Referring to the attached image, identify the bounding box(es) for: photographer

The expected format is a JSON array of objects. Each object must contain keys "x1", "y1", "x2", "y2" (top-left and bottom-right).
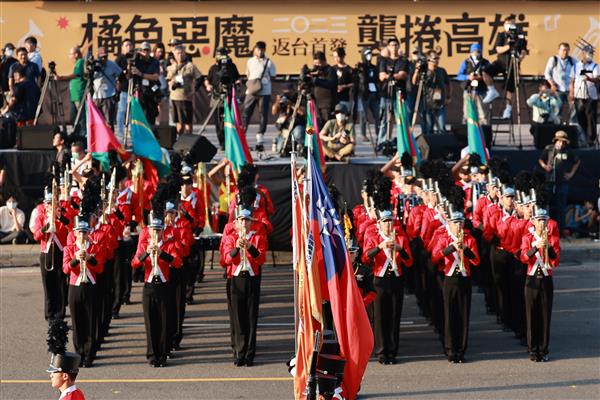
[
  {"x1": 91, "y1": 46, "x2": 122, "y2": 129},
  {"x1": 412, "y1": 50, "x2": 450, "y2": 135},
  {"x1": 115, "y1": 39, "x2": 135, "y2": 140},
  {"x1": 355, "y1": 47, "x2": 379, "y2": 143},
  {"x1": 243, "y1": 41, "x2": 276, "y2": 150},
  {"x1": 205, "y1": 46, "x2": 240, "y2": 149},
  {"x1": 573, "y1": 45, "x2": 599, "y2": 147},
  {"x1": 377, "y1": 37, "x2": 408, "y2": 145},
  {"x1": 544, "y1": 43, "x2": 576, "y2": 123},
  {"x1": 55, "y1": 46, "x2": 85, "y2": 134},
  {"x1": 319, "y1": 103, "x2": 355, "y2": 161},
  {"x1": 308, "y1": 51, "x2": 337, "y2": 126},
  {"x1": 166, "y1": 45, "x2": 202, "y2": 135},
  {"x1": 1, "y1": 64, "x2": 40, "y2": 126},
  {"x1": 457, "y1": 43, "x2": 491, "y2": 125},
  {"x1": 526, "y1": 81, "x2": 561, "y2": 125},
  {"x1": 333, "y1": 47, "x2": 354, "y2": 112},
  {"x1": 272, "y1": 83, "x2": 306, "y2": 154},
  {"x1": 132, "y1": 42, "x2": 161, "y2": 125},
  {"x1": 483, "y1": 15, "x2": 528, "y2": 119}
]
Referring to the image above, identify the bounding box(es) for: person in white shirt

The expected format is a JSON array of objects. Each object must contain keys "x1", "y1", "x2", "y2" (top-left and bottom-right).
[
  {"x1": 573, "y1": 46, "x2": 599, "y2": 147},
  {"x1": 544, "y1": 43, "x2": 575, "y2": 123},
  {"x1": 0, "y1": 195, "x2": 28, "y2": 244},
  {"x1": 242, "y1": 41, "x2": 276, "y2": 150},
  {"x1": 526, "y1": 81, "x2": 562, "y2": 125},
  {"x1": 24, "y1": 36, "x2": 43, "y2": 74}
]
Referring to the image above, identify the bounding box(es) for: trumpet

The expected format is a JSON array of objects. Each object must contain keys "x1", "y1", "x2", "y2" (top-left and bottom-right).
[
  {"x1": 225, "y1": 162, "x2": 231, "y2": 207},
  {"x1": 132, "y1": 159, "x2": 145, "y2": 228},
  {"x1": 239, "y1": 221, "x2": 248, "y2": 268},
  {"x1": 149, "y1": 226, "x2": 160, "y2": 279},
  {"x1": 390, "y1": 227, "x2": 398, "y2": 272},
  {"x1": 343, "y1": 202, "x2": 353, "y2": 249},
  {"x1": 100, "y1": 173, "x2": 107, "y2": 224},
  {"x1": 457, "y1": 227, "x2": 465, "y2": 274},
  {"x1": 60, "y1": 169, "x2": 70, "y2": 202},
  {"x1": 542, "y1": 224, "x2": 549, "y2": 268},
  {"x1": 47, "y1": 179, "x2": 58, "y2": 234},
  {"x1": 196, "y1": 162, "x2": 213, "y2": 234},
  {"x1": 106, "y1": 168, "x2": 116, "y2": 221},
  {"x1": 78, "y1": 236, "x2": 89, "y2": 284}
]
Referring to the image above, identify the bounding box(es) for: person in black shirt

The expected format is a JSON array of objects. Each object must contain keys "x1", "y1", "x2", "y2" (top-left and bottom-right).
[
  {"x1": 356, "y1": 47, "x2": 380, "y2": 143},
  {"x1": 115, "y1": 39, "x2": 135, "y2": 141},
  {"x1": 483, "y1": 15, "x2": 528, "y2": 119},
  {"x1": 377, "y1": 38, "x2": 408, "y2": 145},
  {"x1": 1, "y1": 64, "x2": 40, "y2": 125},
  {"x1": 333, "y1": 47, "x2": 354, "y2": 111},
  {"x1": 8, "y1": 47, "x2": 40, "y2": 92},
  {"x1": 538, "y1": 130, "x2": 580, "y2": 233},
  {"x1": 0, "y1": 43, "x2": 17, "y2": 106},
  {"x1": 310, "y1": 51, "x2": 337, "y2": 127},
  {"x1": 412, "y1": 50, "x2": 451, "y2": 135},
  {"x1": 204, "y1": 47, "x2": 240, "y2": 149},
  {"x1": 132, "y1": 42, "x2": 161, "y2": 125}
]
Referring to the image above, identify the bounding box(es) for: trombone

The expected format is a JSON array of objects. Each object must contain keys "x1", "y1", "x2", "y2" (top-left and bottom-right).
[
  {"x1": 78, "y1": 234, "x2": 89, "y2": 284},
  {"x1": 196, "y1": 162, "x2": 214, "y2": 234},
  {"x1": 149, "y1": 223, "x2": 161, "y2": 280},
  {"x1": 44, "y1": 179, "x2": 58, "y2": 272}
]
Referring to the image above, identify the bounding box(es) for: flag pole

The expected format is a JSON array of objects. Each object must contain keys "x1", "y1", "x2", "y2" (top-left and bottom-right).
[{"x1": 291, "y1": 147, "x2": 298, "y2": 353}]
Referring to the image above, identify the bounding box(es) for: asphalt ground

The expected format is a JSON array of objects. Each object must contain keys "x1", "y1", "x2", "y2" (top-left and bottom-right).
[{"x1": 0, "y1": 253, "x2": 599, "y2": 400}]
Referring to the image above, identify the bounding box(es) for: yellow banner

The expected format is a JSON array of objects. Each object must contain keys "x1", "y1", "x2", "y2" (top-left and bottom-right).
[{"x1": 1, "y1": 1, "x2": 598, "y2": 75}]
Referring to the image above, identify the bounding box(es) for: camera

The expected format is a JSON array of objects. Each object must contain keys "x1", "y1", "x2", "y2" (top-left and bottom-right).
[
  {"x1": 171, "y1": 81, "x2": 183, "y2": 91},
  {"x1": 580, "y1": 69, "x2": 592, "y2": 76},
  {"x1": 506, "y1": 26, "x2": 527, "y2": 54},
  {"x1": 298, "y1": 64, "x2": 315, "y2": 92},
  {"x1": 48, "y1": 61, "x2": 57, "y2": 74}
]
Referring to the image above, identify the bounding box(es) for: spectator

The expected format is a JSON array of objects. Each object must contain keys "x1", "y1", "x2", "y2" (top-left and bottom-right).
[
  {"x1": 243, "y1": 41, "x2": 276, "y2": 150},
  {"x1": 413, "y1": 50, "x2": 450, "y2": 134},
  {"x1": 8, "y1": 47, "x2": 40, "y2": 91},
  {"x1": 1, "y1": 64, "x2": 40, "y2": 125},
  {"x1": 56, "y1": 46, "x2": 85, "y2": 135},
  {"x1": 377, "y1": 38, "x2": 408, "y2": 145},
  {"x1": 311, "y1": 51, "x2": 338, "y2": 127},
  {"x1": 526, "y1": 81, "x2": 562, "y2": 125},
  {"x1": 52, "y1": 129, "x2": 69, "y2": 164},
  {"x1": 24, "y1": 36, "x2": 42, "y2": 73},
  {"x1": 70, "y1": 141, "x2": 89, "y2": 178},
  {"x1": 573, "y1": 45, "x2": 599, "y2": 147},
  {"x1": 0, "y1": 43, "x2": 17, "y2": 105},
  {"x1": 115, "y1": 39, "x2": 135, "y2": 142},
  {"x1": 355, "y1": 47, "x2": 379, "y2": 143},
  {"x1": 0, "y1": 195, "x2": 28, "y2": 244},
  {"x1": 319, "y1": 103, "x2": 355, "y2": 161},
  {"x1": 153, "y1": 42, "x2": 169, "y2": 122},
  {"x1": 565, "y1": 200, "x2": 597, "y2": 238},
  {"x1": 457, "y1": 43, "x2": 491, "y2": 125},
  {"x1": 92, "y1": 46, "x2": 122, "y2": 129},
  {"x1": 333, "y1": 47, "x2": 354, "y2": 113},
  {"x1": 538, "y1": 130, "x2": 581, "y2": 232},
  {"x1": 544, "y1": 43, "x2": 576, "y2": 123},
  {"x1": 133, "y1": 41, "x2": 161, "y2": 126},
  {"x1": 166, "y1": 45, "x2": 202, "y2": 135}
]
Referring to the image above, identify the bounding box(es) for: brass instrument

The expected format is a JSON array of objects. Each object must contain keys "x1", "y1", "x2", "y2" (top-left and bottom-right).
[
  {"x1": 457, "y1": 227, "x2": 465, "y2": 274},
  {"x1": 239, "y1": 219, "x2": 248, "y2": 268},
  {"x1": 390, "y1": 227, "x2": 398, "y2": 272},
  {"x1": 343, "y1": 202, "x2": 352, "y2": 248},
  {"x1": 132, "y1": 159, "x2": 145, "y2": 228},
  {"x1": 105, "y1": 168, "x2": 116, "y2": 224},
  {"x1": 100, "y1": 173, "x2": 107, "y2": 224},
  {"x1": 60, "y1": 169, "x2": 70, "y2": 202},
  {"x1": 197, "y1": 162, "x2": 214, "y2": 234},
  {"x1": 149, "y1": 224, "x2": 160, "y2": 279},
  {"x1": 47, "y1": 179, "x2": 58, "y2": 234},
  {"x1": 225, "y1": 162, "x2": 231, "y2": 207},
  {"x1": 542, "y1": 224, "x2": 549, "y2": 269},
  {"x1": 78, "y1": 235, "x2": 89, "y2": 284}
]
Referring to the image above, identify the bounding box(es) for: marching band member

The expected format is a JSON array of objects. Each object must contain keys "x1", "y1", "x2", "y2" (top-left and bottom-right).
[
  {"x1": 520, "y1": 205, "x2": 560, "y2": 362},
  {"x1": 132, "y1": 210, "x2": 182, "y2": 367},
  {"x1": 220, "y1": 207, "x2": 268, "y2": 367}
]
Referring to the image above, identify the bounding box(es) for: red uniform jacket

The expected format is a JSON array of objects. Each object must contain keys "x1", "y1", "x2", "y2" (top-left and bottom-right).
[
  {"x1": 406, "y1": 204, "x2": 427, "y2": 240},
  {"x1": 132, "y1": 227, "x2": 182, "y2": 282},
  {"x1": 220, "y1": 221, "x2": 268, "y2": 278},
  {"x1": 32, "y1": 203, "x2": 70, "y2": 253},
  {"x1": 59, "y1": 199, "x2": 79, "y2": 224},
  {"x1": 181, "y1": 189, "x2": 206, "y2": 229},
  {"x1": 257, "y1": 184, "x2": 275, "y2": 217},
  {"x1": 482, "y1": 202, "x2": 501, "y2": 242},
  {"x1": 490, "y1": 207, "x2": 518, "y2": 251},
  {"x1": 60, "y1": 387, "x2": 86, "y2": 400},
  {"x1": 473, "y1": 195, "x2": 493, "y2": 231},
  {"x1": 420, "y1": 206, "x2": 443, "y2": 251},
  {"x1": 116, "y1": 187, "x2": 142, "y2": 227},
  {"x1": 431, "y1": 229, "x2": 480, "y2": 276},
  {"x1": 519, "y1": 226, "x2": 560, "y2": 276},
  {"x1": 170, "y1": 216, "x2": 194, "y2": 257},
  {"x1": 455, "y1": 179, "x2": 474, "y2": 219},
  {"x1": 362, "y1": 227, "x2": 413, "y2": 277},
  {"x1": 62, "y1": 239, "x2": 105, "y2": 285}
]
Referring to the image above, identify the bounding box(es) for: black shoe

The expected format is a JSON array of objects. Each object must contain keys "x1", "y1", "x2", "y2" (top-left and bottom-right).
[
  {"x1": 255, "y1": 144, "x2": 264, "y2": 152},
  {"x1": 79, "y1": 357, "x2": 86, "y2": 367},
  {"x1": 541, "y1": 354, "x2": 549, "y2": 362},
  {"x1": 186, "y1": 297, "x2": 194, "y2": 305},
  {"x1": 173, "y1": 343, "x2": 182, "y2": 351},
  {"x1": 378, "y1": 356, "x2": 386, "y2": 364},
  {"x1": 458, "y1": 355, "x2": 466, "y2": 363},
  {"x1": 234, "y1": 358, "x2": 246, "y2": 367},
  {"x1": 245, "y1": 359, "x2": 254, "y2": 367},
  {"x1": 448, "y1": 355, "x2": 455, "y2": 363},
  {"x1": 529, "y1": 353, "x2": 537, "y2": 362},
  {"x1": 386, "y1": 357, "x2": 397, "y2": 365},
  {"x1": 159, "y1": 358, "x2": 168, "y2": 367},
  {"x1": 84, "y1": 360, "x2": 93, "y2": 368},
  {"x1": 112, "y1": 312, "x2": 120, "y2": 319}
]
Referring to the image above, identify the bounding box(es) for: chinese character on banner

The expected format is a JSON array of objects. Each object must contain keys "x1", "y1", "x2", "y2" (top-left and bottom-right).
[
  {"x1": 170, "y1": 17, "x2": 210, "y2": 58},
  {"x1": 487, "y1": 13, "x2": 529, "y2": 56},
  {"x1": 124, "y1": 15, "x2": 163, "y2": 48},
  {"x1": 357, "y1": 14, "x2": 397, "y2": 48},
  {"x1": 292, "y1": 38, "x2": 309, "y2": 56},
  {"x1": 328, "y1": 38, "x2": 347, "y2": 52},
  {"x1": 214, "y1": 15, "x2": 254, "y2": 57},
  {"x1": 97, "y1": 15, "x2": 123, "y2": 56},
  {"x1": 444, "y1": 12, "x2": 485, "y2": 57},
  {"x1": 398, "y1": 15, "x2": 414, "y2": 55},
  {"x1": 79, "y1": 14, "x2": 97, "y2": 49},
  {"x1": 311, "y1": 37, "x2": 327, "y2": 55},
  {"x1": 412, "y1": 15, "x2": 442, "y2": 52},
  {"x1": 272, "y1": 38, "x2": 291, "y2": 56}
]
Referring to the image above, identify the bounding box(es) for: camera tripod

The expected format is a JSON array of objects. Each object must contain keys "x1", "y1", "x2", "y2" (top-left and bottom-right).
[
  {"x1": 279, "y1": 87, "x2": 308, "y2": 158},
  {"x1": 33, "y1": 64, "x2": 66, "y2": 131},
  {"x1": 503, "y1": 51, "x2": 524, "y2": 149}
]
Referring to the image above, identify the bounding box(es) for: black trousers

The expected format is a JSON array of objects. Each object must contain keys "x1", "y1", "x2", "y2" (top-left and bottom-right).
[
  {"x1": 112, "y1": 241, "x2": 132, "y2": 314},
  {"x1": 39, "y1": 250, "x2": 66, "y2": 320},
  {"x1": 479, "y1": 239, "x2": 496, "y2": 312},
  {"x1": 510, "y1": 262, "x2": 527, "y2": 337},
  {"x1": 373, "y1": 274, "x2": 404, "y2": 358},
  {"x1": 443, "y1": 275, "x2": 472, "y2": 358},
  {"x1": 525, "y1": 276, "x2": 553, "y2": 355},
  {"x1": 143, "y1": 281, "x2": 169, "y2": 362},
  {"x1": 185, "y1": 244, "x2": 204, "y2": 302},
  {"x1": 575, "y1": 99, "x2": 598, "y2": 144},
  {"x1": 101, "y1": 258, "x2": 114, "y2": 337},
  {"x1": 171, "y1": 267, "x2": 186, "y2": 348},
  {"x1": 410, "y1": 238, "x2": 426, "y2": 315},
  {"x1": 228, "y1": 273, "x2": 261, "y2": 361},
  {"x1": 426, "y1": 259, "x2": 444, "y2": 333},
  {"x1": 69, "y1": 283, "x2": 98, "y2": 361},
  {"x1": 491, "y1": 248, "x2": 513, "y2": 327}
]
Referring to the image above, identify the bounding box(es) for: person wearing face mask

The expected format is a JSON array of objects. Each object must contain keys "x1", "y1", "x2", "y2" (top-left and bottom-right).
[
  {"x1": 483, "y1": 16, "x2": 528, "y2": 119},
  {"x1": 527, "y1": 80, "x2": 562, "y2": 126},
  {"x1": 91, "y1": 46, "x2": 122, "y2": 129},
  {"x1": 457, "y1": 43, "x2": 491, "y2": 126},
  {"x1": 0, "y1": 195, "x2": 28, "y2": 244},
  {"x1": 573, "y1": 46, "x2": 599, "y2": 147},
  {"x1": 0, "y1": 43, "x2": 17, "y2": 105},
  {"x1": 319, "y1": 103, "x2": 355, "y2": 161},
  {"x1": 355, "y1": 47, "x2": 379, "y2": 143}
]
